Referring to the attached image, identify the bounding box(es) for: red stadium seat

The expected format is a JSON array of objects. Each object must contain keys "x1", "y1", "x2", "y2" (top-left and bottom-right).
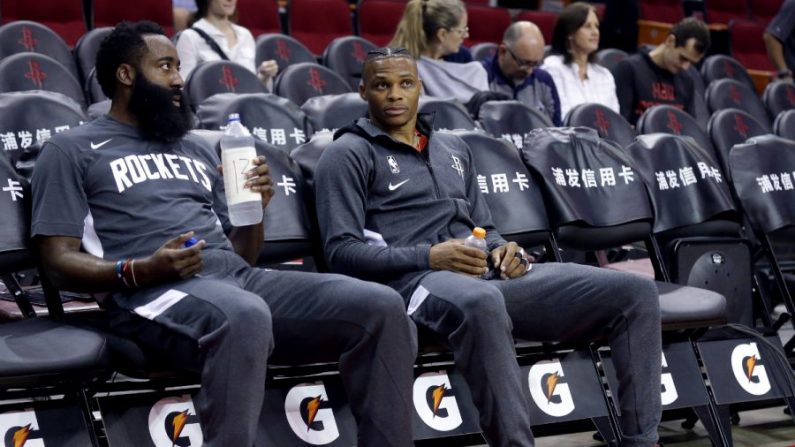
[
  {"x1": 237, "y1": 0, "x2": 282, "y2": 37},
  {"x1": 357, "y1": 0, "x2": 405, "y2": 47},
  {"x1": 0, "y1": 0, "x2": 86, "y2": 46},
  {"x1": 704, "y1": 0, "x2": 749, "y2": 26},
  {"x1": 750, "y1": 0, "x2": 783, "y2": 25},
  {"x1": 92, "y1": 0, "x2": 174, "y2": 36},
  {"x1": 515, "y1": 10, "x2": 557, "y2": 44},
  {"x1": 465, "y1": 5, "x2": 511, "y2": 46},
  {"x1": 636, "y1": 0, "x2": 683, "y2": 46},
  {"x1": 288, "y1": 0, "x2": 353, "y2": 55},
  {"x1": 729, "y1": 19, "x2": 775, "y2": 93}
]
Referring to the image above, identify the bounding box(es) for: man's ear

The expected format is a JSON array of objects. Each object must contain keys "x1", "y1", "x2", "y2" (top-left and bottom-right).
[
  {"x1": 117, "y1": 63, "x2": 135, "y2": 88},
  {"x1": 664, "y1": 34, "x2": 676, "y2": 48},
  {"x1": 359, "y1": 81, "x2": 367, "y2": 100}
]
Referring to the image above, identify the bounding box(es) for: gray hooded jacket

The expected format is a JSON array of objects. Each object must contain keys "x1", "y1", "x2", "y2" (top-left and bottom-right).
[{"x1": 315, "y1": 114, "x2": 507, "y2": 292}]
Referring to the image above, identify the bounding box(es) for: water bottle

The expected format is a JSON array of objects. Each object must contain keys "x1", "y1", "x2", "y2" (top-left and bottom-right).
[
  {"x1": 464, "y1": 227, "x2": 491, "y2": 278},
  {"x1": 221, "y1": 113, "x2": 263, "y2": 226}
]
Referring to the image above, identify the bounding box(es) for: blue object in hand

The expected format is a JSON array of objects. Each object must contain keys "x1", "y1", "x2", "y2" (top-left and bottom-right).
[{"x1": 185, "y1": 237, "x2": 198, "y2": 248}]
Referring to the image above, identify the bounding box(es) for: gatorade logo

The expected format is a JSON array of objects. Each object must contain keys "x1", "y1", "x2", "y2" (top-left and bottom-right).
[
  {"x1": 413, "y1": 372, "x2": 463, "y2": 432},
  {"x1": 660, "y1": 352, "x2": 679, "y2": 406},
  {"x1": 147, "y1": 396, "x2": 203, "y2": 446},
  {"x1": 528, "y1": 359, "x2": 575, "y2": 417},
  {"x1": 0, "y1": 411, "x2": 44, "y2": 447},
  {"x1": 284, "y1": 382, "x2": 340, "y2": 445},
  {"x1": 730, "y1": 342, "x2": 771, "y2": 396}
]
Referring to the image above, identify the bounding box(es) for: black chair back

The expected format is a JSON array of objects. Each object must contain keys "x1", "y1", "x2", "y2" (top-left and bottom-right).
[
  {"x1": 290, "y1": 131, "x2": 335, "y2": 189},
  {"x1": 729, "y1": 134, "x2": 795, "y2": 236},
  {"x1": 774, "y1": 109, "x2": 795, "y2": 140},
  {"x1": 255, "y1": 34, "x2": 316, "y2": 72},
  {"x1": 196, "y1": 93, "x2": 311, "y2": 153},
  {"x1": 455, "y1": 131, "x2": 556, "y2": 249},
  {"x1": 700, "y1": 54, "x2": 755, "y2": 90},
  {"x1": 74, "y1": 27, "x2": 113, "y2": 87},
  {"x1": 637, "y1": 105, "x2": 714, "y2": 158},
  {"x1": 762, "y1": 80, "x2": 795, "y2": 121},
  {"x1": 705, "y1": 78, "x2": 770, "y2": 129},
  {"x1": 0, "y1": 21, "x2": 78, "y2": 80},
  {"x1": 185, "y1": 60, "x2": 267, "y2": 110},
  {"x1": 479, "y1": 100, "x2": 552, "y2": 147},
  {"x1": 707, "y1": 108, "x2": 769, "y2": 177},
  {"x1": 418, "y1": 97, "x2": 478, "y2": 131},
  {"x1": 301, "y1": 92, "x2": 368, "y2": 132},
  {"x1": 595, "y1": 48, "x2": 628, "y2": 75},
  {"x1": 626, "y1": 133, "x2": 736, "y2": 234},
  {"x1": 0, "y1": 90, "x2": 87, "y2": 171},
  {"x1": 564, "y1": 102, "x2": 635, "y2": 148},
  {"x1": 321, "y1": 36, "x2": 377, "y2": 90},
  {"x1": 520, "y1": 127, "x2": 653, "y2": 250},
  {"x1": 0, "y1": 52, "x2": 85, "y2": 109},
  {"x1": 273, "y1": 62, "x2": 352, "y2": 107}
]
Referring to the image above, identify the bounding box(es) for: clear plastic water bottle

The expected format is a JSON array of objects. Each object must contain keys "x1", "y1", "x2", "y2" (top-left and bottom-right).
[
  {"x1": 464, "y1": 227, "x2": 490, "y2": 278},
  {"x1": 221, "y1": 113, "x2": 263, "y2": 226},
  {"x1": 464, "y1": 227, "x2": 488, "y2": 253}
]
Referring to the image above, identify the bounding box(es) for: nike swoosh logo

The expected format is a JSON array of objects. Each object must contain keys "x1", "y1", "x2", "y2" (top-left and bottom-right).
[
  {"x1": 90, "y1": 138, "x2": 112, "y2": 150},
  {"x1": 388, "y1": 179, "x2": 410, "y2": 191}
]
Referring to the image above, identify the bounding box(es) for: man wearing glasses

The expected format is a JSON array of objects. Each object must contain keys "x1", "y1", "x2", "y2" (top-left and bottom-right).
[{"x1": 480, "y1": 21, "x2": 562, "y2": 125}]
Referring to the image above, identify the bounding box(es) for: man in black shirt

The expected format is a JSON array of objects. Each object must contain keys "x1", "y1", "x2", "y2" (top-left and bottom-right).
[
  {"x1": 614, "y1": 18, "x2": 710, "y2": 125},
  {"x1": 764, "y1": 0, "x2": 795, "y2": 82}
]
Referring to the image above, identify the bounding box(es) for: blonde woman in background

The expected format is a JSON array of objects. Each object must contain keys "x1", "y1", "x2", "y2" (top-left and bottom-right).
[{"x1": 389, "y1": 0, "x2": 489, "y2": 103}]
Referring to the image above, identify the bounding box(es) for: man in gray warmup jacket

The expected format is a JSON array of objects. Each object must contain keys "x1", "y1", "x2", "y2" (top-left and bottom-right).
[
  {"x1": 31, "y1": 23, "x2": 416, "y2": 447},
  {"x1": 315, "y1": 47, "x2": 664, "y2": 447}
]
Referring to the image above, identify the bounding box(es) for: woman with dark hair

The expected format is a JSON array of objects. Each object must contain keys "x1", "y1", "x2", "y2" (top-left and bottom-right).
[
  {"x1": 389, "y1": 0, "x2": 489, "y2": 103},
  {"x1": 176, "y1": 0, "x2": 278, "y2": 89},
  {"x1": 542, "y1": 2, "x2": 618, "y2": 118}
]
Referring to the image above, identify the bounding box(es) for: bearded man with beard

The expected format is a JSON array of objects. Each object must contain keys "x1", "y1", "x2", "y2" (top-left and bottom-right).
[{"x1": 30, "y1": 21, "x2": 417, "y2": 447}]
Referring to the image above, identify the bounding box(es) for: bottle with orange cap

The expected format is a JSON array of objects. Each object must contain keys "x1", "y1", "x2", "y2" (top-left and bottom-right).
[{"x1": 464, "y1": 227, "x2": 493, "y2": 279}]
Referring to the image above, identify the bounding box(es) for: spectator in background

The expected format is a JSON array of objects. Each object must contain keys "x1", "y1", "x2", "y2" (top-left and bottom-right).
[
  {"x1": 389, "y1": 0, "x2": 489, "y2": 104},
  {"x1": 764, "y1": 0, "x2": 795, "y2": 82},
  {"x1": 481, "y1": 21, "x2": 562, "y2": 125},
  {"x1": 176, "y1": 0, "x2": 279, "y2": 90},
  {"x1": 614, "y1": 17, "x2": 710, "y2": 125},
  {"x1": 542, "y1": 2, "x2": 619, "y2": 120},
  {"x1": 173, "y1": 0, "x2": 197, "y2": 32}
]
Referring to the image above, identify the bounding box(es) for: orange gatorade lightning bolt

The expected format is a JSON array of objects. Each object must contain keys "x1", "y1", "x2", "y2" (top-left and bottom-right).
[
  {"x1": 13, "y1": 424, "x2": 31, "y2": 447},
  {"x1": 546, "y1": 372, "x2": 561, "y2": 403},
  {"x1": 745, "y1": 356, "x2": 757, "y2": 381},
  {"x1": 432, "y1": 385, "x2": 447, "y2": 417},
  {"x1": 171, "y1": 410, "x2": 190, "y2": 445},
  {"x1": 306, "y1": 396, "x2": 323, "y2": 431}
]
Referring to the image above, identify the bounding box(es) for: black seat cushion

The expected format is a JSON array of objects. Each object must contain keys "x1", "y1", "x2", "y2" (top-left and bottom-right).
[
  {"x1": 636, "y1": 104, "x2": 713, "y2": 156},
  {"x1": 764, "y1": 81, "x2": 795, "y2": 122},
  {"x1": 774, "y1": 109, "x2": 795, "y2": 140},
  {"x1": 707, "y1": 108, "x2": 769, "y2": 174},
  {"x1": 0, "y1": 318, "x2": 109, "y2": 384},
  {"x1": 656, "y1": 281, "x2": 727, "y2": 329}
]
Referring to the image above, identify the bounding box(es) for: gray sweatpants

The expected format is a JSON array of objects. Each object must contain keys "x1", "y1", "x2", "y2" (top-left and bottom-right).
[
  {"x1": 404, "y1": 262, "x2": 662, "y2": 447},
  {"x1": 106, "y1": 249, "x2": 417, "y2": 447}
]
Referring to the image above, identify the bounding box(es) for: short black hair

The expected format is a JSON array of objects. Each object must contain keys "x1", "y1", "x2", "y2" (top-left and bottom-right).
[
  {"x1": 361, "y1": 47, "x2": 415, "y2": 84},
  {"x1": 670, "y1": 17, "x2": 711, "y2": 54},
  {"x1": 95, "y1": 21, "x2": 166, "y2": 99}
]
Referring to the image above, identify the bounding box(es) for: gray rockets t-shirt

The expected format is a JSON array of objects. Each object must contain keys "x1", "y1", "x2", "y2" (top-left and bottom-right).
[{"x1": 31, "y1": 115, "x2": 234, "y2": 260}]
